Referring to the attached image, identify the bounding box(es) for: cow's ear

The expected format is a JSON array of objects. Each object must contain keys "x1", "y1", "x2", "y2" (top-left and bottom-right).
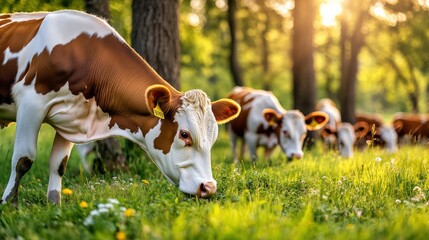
[
  {"x1": 354, "y1": 121, "x2": 369, "y2": 138},
  {"x1": 211, "y1": 99, "x2": 241, "y2": 124},
  {"x1": 393, "y1": 120, "x2": 403, "y2": 132},
  {"x1": 263, "y1": 109, "x2": 283, "y2": 126},
  {"x1": 305, "y1": 111, "x2": 329, "y2": 131},
  {"x1": 145, "y1": 84, "x2": 172, "y2": 119}
]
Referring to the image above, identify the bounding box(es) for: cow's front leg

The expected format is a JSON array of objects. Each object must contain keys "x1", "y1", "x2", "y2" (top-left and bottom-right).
[
  {"x1": 245, "y1": 134, "x2": 258, "y2": 164},
  {"x1": 1, "y1": 102, "x2": 45, "y2": 206},
  {"x1": 47, "y1": 133, "x2": 74, "y2": 205}
]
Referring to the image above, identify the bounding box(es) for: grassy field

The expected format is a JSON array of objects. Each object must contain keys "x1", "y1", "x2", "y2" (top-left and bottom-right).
[{"x1": 1, "y1": 124, "x2": 429, "y2": 239}]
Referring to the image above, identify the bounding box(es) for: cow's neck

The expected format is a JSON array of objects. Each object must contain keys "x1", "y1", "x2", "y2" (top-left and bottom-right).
[{"x1": 81, "y1": 34, "x2": 181, "y2": 136}]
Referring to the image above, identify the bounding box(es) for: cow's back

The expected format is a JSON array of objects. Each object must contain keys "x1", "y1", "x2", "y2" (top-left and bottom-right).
[{"x1": 228, "y1": 87, "x2": 285, "y2": 137}]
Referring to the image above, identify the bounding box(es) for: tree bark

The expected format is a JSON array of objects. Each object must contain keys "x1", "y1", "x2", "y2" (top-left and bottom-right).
[
  {"x1": 132, "y1": 0, "x2": 180, "y2": 89},
  {"x1": 291, "y1": 0, "x2": 316, "y2": 115},
  {"x1": 261, "y1": 5, "x2": 271, "y2": 91},
  {"x1": 85, "y1": 0, "x2": 110, "y2": 21},
  {"x1": 84, "y1": 0, "x2": 127, "y2": 174},
  {"x1": 339, "y1": 1, "x2": 367, "y2": 123},
  {"x1": 227, "y1": 0, "x2": 244, "y2": 86}
]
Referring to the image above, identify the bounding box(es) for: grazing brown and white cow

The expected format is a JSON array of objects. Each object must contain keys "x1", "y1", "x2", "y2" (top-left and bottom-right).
[
  {"x1": 392, "y1": 112, "x2": 429, "y2": 144},
  {"x1": 356, "y1": 113, "x2": 398, "y2": 152},
  {"x1": 226, "y1": 87, "x2": 328, "y2": 163},
  {"x1": 0, "y1": 10, "x2": 240, "y2": 205},
  {"x1": 316, "y1": 98, "x2": 341, "y2": 147},
  {"x1": 321, "y1": 122, "x2": 360, "y2": 158}
]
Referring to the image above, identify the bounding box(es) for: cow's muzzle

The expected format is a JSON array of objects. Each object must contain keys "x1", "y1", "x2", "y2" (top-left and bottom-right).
[{"x1": 197, "y1": 182, "x2": 216, "y2": 198}]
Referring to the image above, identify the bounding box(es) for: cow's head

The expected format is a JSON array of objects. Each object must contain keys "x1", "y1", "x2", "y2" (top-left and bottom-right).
[
  {"x1": 263, "y1": 110, "x2": 328, "y2": 160},
  {"x1": 336, "y1": 123, "x2": 356, "y2": 158},
  {"x1": 145, "y1": 85, "x2": 240, "y2": 198},
  {"x1": 378, "y1": 126, "x2": 398, "y2": 153}
]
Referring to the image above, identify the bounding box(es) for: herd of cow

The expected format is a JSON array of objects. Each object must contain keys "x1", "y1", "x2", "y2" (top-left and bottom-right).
[
  {"x1": 226, "y1": 87, "x2": 428, "y2": 162},
  {"x1": 1, "y1": 10, "x2": 427, "y2": 205}
]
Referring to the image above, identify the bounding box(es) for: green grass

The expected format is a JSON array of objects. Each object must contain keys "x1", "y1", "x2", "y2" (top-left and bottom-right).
[{"x1": 1, "y1": 124, "x2": 429, "y2": 239}]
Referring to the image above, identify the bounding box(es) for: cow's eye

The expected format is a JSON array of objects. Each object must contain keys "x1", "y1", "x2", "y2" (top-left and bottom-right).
[
  {"x1": 283, "y1": 130, "x2": 290, "y2": 138},
  {"x1": 179, "y1": 130, "x2": 192, "y2": 147},
  {"x1": 181, "y1": 131, "x2": 189, "y2": 139}
]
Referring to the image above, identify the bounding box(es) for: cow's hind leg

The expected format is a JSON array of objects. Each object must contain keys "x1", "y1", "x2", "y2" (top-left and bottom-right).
[
  {"x1": 47, "y1": 133, "x2": 74, "y2": 204},
  {"x1": 1, "y1": 102, "x2": 45, "y2": 206}
]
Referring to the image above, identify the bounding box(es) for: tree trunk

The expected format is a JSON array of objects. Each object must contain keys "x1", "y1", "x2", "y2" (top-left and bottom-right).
[
  {"x1": 85, "y1": 0, "x2": 110, "y2": 20},
  {"x1": 261, "y1": 6, "x2": 271, "y2": 91},
  {"x1": 339, "y1": 2, "x2": 367, "y2": 123},
  {"x1": 84, "y1": 0, "x2": 127, "y2": 174},
  {"x1": 291, "y1": 0, "x2": 316, "y2": 115},
  {"x1": 131, "y1": 0, "x2": 180, "y2": 89},
  {"x1": 227, "y1": 0, "x2": 244, "y2": 86}
]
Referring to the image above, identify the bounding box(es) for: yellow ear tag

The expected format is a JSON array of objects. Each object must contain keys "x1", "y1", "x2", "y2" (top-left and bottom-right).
[
  {"x1": 269, "y1": 119, "x2": 277, "y2": 126},
  {"x1": 153, "y1": 102, "x2": 165, "y2": 119},
  {"x1": 309, "y1": 118, "x2": 319, "y2": 127}
]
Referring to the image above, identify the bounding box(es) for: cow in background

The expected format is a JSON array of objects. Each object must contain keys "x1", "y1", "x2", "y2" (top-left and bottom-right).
[
  {"x1": 392, "y1": 112, "x2": 429, "y2": 144},
  {"x1": 226, "y1": 87, "x2": 328, "y2": 164},
  {"x1": 315, "y1": 98, "x2": 356, "y2": 158},
  {"x1": 356, "y1": 113, "x2": 398, "y2": 152},
  {"x1": 316, "y1": 98, "x2": 341, "y2": 148}
]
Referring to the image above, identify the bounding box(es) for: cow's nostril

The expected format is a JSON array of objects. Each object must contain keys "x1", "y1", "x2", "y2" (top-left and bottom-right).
[{"x1": 198, "y1": 182, "x2": 216, "y2": 198}]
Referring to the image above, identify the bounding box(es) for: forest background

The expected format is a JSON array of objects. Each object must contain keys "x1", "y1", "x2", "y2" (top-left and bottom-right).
[{"x1": 2, "y1": 0, "x2": 428, "y2": 119}]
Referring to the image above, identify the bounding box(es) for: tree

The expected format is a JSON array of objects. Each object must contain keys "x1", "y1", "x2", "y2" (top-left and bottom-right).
[
  {"x1": 291, "y1": 0, "x2": 317, "y2": 115},
  {"x1": 227, "y1": 0, "x2": 244, "y2": 86},
  {"x1": 84, "y1": 0, "x2": 127, "y2": 174},
  {"x1": 131, "y1": 0, "x2": 180, "y2": 89},
  {"x1": 339, "y1": 0, "x2": 370, "y2": 123}
]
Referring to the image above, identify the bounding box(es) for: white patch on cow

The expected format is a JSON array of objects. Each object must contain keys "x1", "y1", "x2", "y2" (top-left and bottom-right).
[
  {"x1": 3, "y1": 10, "x2": 125, "y2": 81},
  {"x1": 337, "y1": 123, "x2": 355, "y2": 158}
]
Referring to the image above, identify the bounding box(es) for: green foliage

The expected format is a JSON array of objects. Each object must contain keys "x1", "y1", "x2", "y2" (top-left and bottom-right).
[{"x1": 1, "y1": 126, "x2": 429, "y2": 239}]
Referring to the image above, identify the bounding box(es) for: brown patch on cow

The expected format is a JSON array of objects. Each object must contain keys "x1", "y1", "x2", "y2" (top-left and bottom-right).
[
  {"x1": 48, "y1": 190, "x2": 61, "y2": 204},
  {"x1": 2, "y1": 13, "x2": 182, "y2": 134},
  {"x1": 22, "y1": 33, "x2": 181, "y2": 134},
  {"x1": 16, "y1": 156, "x2": 33, "y2": 175},
  {"x1": 0, "y1": 18, "x2": 44, "y2": 52},
  {"x1": 0, "y1": 59, "x2": 17, "y2": 104},
  {"x1": 5, "y1": 157, "x2": 33, "y2": 205},
  {"x1": 228, "y1": 90, "x2": 257, "y2": 137},
  {"x1": 154, "y1": 118, "x2": 179, "y2": 154},
  {"x1": 0, "y1": 14, "x2": 11, "y2": 19},
  {"x1": 0, "y1": 17, "x2": 44, "y2": 105},
  {"x1": 0, "y1": 19, "x2": 11, "y2": 26},
  {"x1": 256, "y1": 123, "x2": 277, "y2": 137},
  {"x1": 58, "y1": 155, "x2": 69, "y2": 177}
]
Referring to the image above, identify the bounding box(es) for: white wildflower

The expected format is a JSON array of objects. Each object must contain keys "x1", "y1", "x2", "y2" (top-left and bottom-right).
[
  {"x1": 108, "y1": 198, "x2": 120, "y2": 204},
  {"x1": 375, "y1": 157, "x2": 382, "y2": 162},
  {"x1": 395, "y1": 199, "x2": 401, "y2": 204},
  {"x1": 83, "y1": 216, "x2": 94, "y2": 226},
  {"x1": 90, "y1": 210, "x2": 100, "y2": 216}
]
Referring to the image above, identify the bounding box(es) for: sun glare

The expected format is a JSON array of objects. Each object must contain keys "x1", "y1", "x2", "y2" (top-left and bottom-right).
[
  {"x1": 370, "y1": 2, "x2": 407, "y2": 26},
  {"x1": 320, "y1": 0, "x2": 343, "y2": 27}
]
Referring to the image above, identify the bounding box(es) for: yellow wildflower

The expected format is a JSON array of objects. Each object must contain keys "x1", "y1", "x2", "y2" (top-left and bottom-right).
[
  {"x1": 116, "y1": 231, "x2": 126, "y2": 240},
  {"x1": 62, "y1": 188, "x2": 73, "y2": 195},
  {"x1": 79, "y1": 201, "x2": 88, "y2": 208},
  {"x1": 142, "y1": 179, "x2": 149, "y2": 185},
  {"x1": 124, "y1": 208, "x2": 136, "y2": 217}
]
